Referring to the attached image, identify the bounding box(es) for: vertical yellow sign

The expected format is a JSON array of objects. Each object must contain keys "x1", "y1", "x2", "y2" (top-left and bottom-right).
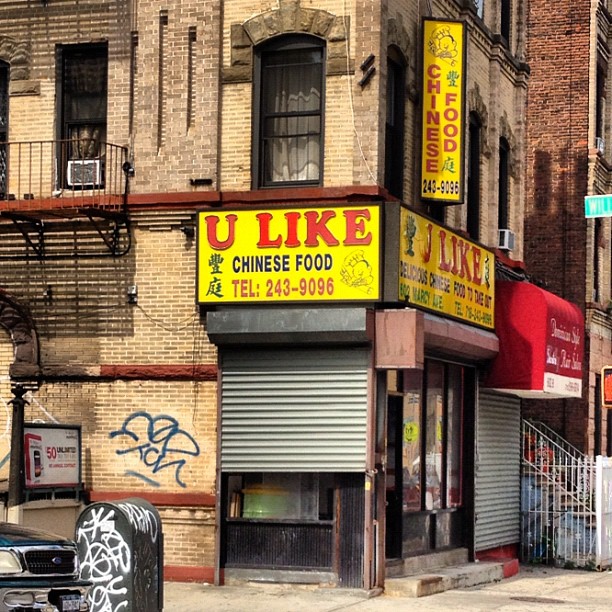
[{"x1": 421, "y1": 19, "x2": 466, "y2": 204}]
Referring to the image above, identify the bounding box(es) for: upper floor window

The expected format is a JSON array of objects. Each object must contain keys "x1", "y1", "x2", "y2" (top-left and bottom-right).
[
  {"x1": 253, "y1": 35, "x2": 324, "y2": 188},
  {"x1": 500, "y1": 0, "x2": 511, "y2": 44},
  {"x1": 384, "y1": 48, "x2": 406, "y2": 199},
  {"x1": 59, "y1": 44, "x2": 108, "y2": 161},
  {"x1": 0, "y1": 61, "x2": 8, "y2": 199},
  {"x1": 597, "y1": 61, "x2": 606, "y2": 154},
  {"x1": 498, "y1": 137, "x2": 510, "y2": 229},
  {"x1": 467, "y1": 112, "x2": 481, "y2": 240}
]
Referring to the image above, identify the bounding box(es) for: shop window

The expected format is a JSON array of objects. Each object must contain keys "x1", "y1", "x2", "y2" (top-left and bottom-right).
[
  {"x1": 395, "y1": 361, "x2": 467, "y2": 514},
  {"x1": 387, "y1": 360, "x2": 466, "y2": 513},
  {"x1": 446, "y1": 364, "x2": 463, "y2": 507},
  {"x1": 226, "y1": 472, "x2": 334, "y2": 521},
  {"x1": 253, "y1": 35, "x2": 324, "y2": 188},
  {"x1": 401, "y1": 370, "x2": 422, "y2": 512},
  {"x1": 384, "y1": 48, "x2": 406, "y2": 199},
  {"x1": 59, "y1": 44, "x2": 108, "y2": 187}
]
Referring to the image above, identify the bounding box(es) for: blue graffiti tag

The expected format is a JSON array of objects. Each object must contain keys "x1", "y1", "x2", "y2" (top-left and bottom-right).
[{"x1": 109, "y1": 411, "x2": 200, "y2": 488}]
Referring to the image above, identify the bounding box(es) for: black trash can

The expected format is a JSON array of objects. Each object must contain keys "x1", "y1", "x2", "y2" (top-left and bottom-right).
[{"x1": 76, "y1": 497, "x2": 163, "y2": 612}]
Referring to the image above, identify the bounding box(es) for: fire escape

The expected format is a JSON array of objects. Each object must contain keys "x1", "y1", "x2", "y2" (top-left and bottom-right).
[{"x1": 0, "y1": 57, "x2": 131, "y2": 261}]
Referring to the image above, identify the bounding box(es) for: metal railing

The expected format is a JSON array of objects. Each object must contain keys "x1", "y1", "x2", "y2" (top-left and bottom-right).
[
  {"x1": 0, "y1": 139, "x2": 128, "y2": 211},
  {"x1": 521, "y1": 419, "x2": 597, "y2": 568}
]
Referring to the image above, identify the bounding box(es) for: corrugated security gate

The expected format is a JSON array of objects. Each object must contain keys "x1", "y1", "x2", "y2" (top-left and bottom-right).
[
  {"x1": 474, "y1": 391, "x2": 521, "y2": 551},
  {"x1": 220, "y1": 347, "x2": 369, "y2": 472}
]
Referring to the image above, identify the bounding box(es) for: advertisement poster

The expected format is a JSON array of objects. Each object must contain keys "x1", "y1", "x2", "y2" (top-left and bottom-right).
[
  {"x1": 399, "y1": 206, "x2": 495, "y2": 329},
  {"x1": 24, "y1": 425, "x2": 81, "y2": 489},
  {"x1": 197, "y1": 205, "x2": 381, "y2": 305},
  {"x1": 421, "y1": 18, "x2": 466, "y2": 204}
]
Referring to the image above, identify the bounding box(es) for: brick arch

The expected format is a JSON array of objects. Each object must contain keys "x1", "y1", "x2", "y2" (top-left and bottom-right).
[
  {"x1": 0, "y1": 290, "x2": 40, "y2": 380},
  {"x1": 0, "y1": 36, "x2": 30, "y2": 81},
  {"x1": 499, "y1": 112, "x2": 519, "y2": 178},
  {"x1": 387, "y1": 16, "x2": 411, "y2": 65},
  {"x1": 468, "y1": 82, "x2": 491, "y2": 158},
  {"x1": 226, "y1": 3, "x2": 349, "y2": 82}
]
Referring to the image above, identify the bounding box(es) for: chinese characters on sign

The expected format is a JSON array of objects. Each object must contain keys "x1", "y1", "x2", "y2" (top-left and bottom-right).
[
  {"x1": 399, "y1": 207, "x2": 495, "y2": 329},
  {"x1": 421, "y1": 18, "x2": 466, "y2": 204},
  {"x1": 196, "y1": 205, "x2": 381, "y2": 305}
]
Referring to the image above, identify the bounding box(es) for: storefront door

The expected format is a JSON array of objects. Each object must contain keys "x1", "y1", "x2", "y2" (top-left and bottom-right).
[{"x1": 385, "y1": 359, "x2": 475, "y2": 559}]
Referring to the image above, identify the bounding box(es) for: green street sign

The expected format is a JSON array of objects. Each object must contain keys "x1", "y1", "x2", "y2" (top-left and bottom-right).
[{"x1": 585, "y1": 194, "x2": 612, "y2": 218}]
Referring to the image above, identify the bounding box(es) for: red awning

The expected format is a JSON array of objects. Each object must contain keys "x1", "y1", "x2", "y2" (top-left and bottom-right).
[{"x1": 483, "y1": 281, "x2": 584, "y2": 398}]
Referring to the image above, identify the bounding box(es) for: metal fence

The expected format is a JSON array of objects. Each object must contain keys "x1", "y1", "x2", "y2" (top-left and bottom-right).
[
  {"x1": 0, "y1": 139, "x2": 128, "y2": 211},
  {"x1": 521, "y1": 420, "x2": 597, "y2": 569}
]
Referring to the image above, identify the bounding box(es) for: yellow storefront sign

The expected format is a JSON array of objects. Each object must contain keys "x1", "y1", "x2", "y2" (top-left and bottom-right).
[
  {"x1": 399, "y1": 207, "x2": 494, "y2": 329},
  {"x1": 197, "y1": 205, "x2": 381, "y2": 304},
  {"x1": 421, "y1": 18, "x2": 466, "y2": 204}
]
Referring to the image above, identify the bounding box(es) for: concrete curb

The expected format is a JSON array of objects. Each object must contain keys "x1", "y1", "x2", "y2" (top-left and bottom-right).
[{"x1": 384, "y1": 560, "x2": 512, "y2": 597}]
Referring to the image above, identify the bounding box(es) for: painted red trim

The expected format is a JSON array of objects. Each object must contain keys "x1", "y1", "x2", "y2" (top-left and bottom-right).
[
  {"x1": 164, "y1": 565, "x2": 214, "y2": 583},
  {"x1": 88, "y1": 490, "x2": 216, "y2": 507},
  {"x1": 475, "y1": 543, "x2": 518, "y2": 560},
  {"x1": 99, "y1": 364, "x2": 217, "y2": 381},
  {"x1": 127, "y1": 186, "x2": 393, "y2": 210},
  {"x1": 501, "y1": 558, "x2": 519, "y2": 578},
  {"x1": 128, "y1": 192, "x2": 220, "y2": 207}
]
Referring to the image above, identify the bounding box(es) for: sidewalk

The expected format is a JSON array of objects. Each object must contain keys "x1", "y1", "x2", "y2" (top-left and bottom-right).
[{"x1": 163, "y1": 565, "x2": 612, "y2": 611}]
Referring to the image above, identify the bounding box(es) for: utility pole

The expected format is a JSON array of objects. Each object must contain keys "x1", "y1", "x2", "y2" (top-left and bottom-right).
[{"x1": 8, "y1": 385, "x2": 28, "y2": 508}]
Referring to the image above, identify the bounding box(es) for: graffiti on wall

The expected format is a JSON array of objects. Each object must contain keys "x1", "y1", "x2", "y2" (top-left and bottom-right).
[
  {"x1": 77, "y1": 500, "x2": 161, "y2": 612},
  {"x1": 110, "y1": 411, "x2": 200, "y2": 488},
  {"x1": 77, "y1": 505, "x2": 131, "y2": 612}
]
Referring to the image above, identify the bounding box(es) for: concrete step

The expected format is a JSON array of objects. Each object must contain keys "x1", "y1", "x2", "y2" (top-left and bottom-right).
[
  {"x1": 385, "y1": 548, "x2": 469, "y2": 578},
  {"x1": 384, "y1": 559, "x2": 518, "y2": 598}
]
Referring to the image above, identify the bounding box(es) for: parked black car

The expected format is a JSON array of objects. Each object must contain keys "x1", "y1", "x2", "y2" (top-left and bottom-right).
[{"x1": 0, "y1": 522, "x2": 90, "y2": 611}]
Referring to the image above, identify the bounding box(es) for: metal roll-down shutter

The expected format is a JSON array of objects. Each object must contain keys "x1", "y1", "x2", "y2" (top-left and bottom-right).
[
  {"x1": 220, "y1": 347, "x2": 369, "y2": 472},
  {"x1": 474, "y1": 390, "x2": 521, "y2": 551}
]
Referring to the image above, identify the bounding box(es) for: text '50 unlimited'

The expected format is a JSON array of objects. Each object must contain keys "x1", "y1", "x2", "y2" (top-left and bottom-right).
[{"x1": 196, "y1": 206, "x2": 381, "y2": 304}]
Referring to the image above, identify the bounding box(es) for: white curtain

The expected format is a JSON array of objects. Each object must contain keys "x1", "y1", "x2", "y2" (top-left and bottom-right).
[{"x1": 264, "y1": 56, "x2": 321, "y2": 183}]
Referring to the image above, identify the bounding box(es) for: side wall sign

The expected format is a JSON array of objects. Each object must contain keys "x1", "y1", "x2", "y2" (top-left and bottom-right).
[
  {"x1": 420, "y1": 18, "x2": 466, "y2": 204},
  {"x1": 24, "y1": 424, "x2": 81, "y2": 489},
  {"x1": 399, "y1": 207, "x2": 495, "y2": 329},
  {"x1": 197, "y1": 205, "x2": 381, "y2": 305}
]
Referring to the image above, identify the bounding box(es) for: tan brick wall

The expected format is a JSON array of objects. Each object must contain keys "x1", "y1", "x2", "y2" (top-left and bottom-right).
[{"x1": 0, "y1": 0, "x2": 531, "y2": 573}]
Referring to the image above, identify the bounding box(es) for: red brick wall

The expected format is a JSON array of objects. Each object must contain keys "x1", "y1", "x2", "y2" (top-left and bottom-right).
[{"x1": 523, "y1": 2, "x2": 592, "y2": 451}]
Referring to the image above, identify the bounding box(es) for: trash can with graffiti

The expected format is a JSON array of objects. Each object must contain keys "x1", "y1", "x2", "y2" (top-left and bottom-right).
[{"x1": 76, "y1": 497, "x2": 163, "y2": 612}]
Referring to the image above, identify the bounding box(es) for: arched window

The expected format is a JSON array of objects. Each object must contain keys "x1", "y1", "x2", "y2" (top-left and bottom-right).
[
  {"x1": 467, "y1": 112, "x2": 481, "y2": 240},
  {"x1": 253, "y1": 35, "x2": 325, "y2": 188}
]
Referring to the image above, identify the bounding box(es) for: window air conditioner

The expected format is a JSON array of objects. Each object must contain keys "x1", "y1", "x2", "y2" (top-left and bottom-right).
[
  {"x1": 66, "y1": 159, "x2": 102, "y2": 188},
  {"x1": 498, "y1": 228, "x2": 515, "y2": 251},
  {"x1": 596, "y1": 137, "x2": 605, "y2": 154}
]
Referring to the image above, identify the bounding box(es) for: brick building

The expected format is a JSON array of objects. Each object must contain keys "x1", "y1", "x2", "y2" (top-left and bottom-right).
[
  {"x1": 523, "y1": 0, "x2": 612, "y2": 455},
  {"x1": 0, "y1": 0, "x2": 588, "y2": 595}
]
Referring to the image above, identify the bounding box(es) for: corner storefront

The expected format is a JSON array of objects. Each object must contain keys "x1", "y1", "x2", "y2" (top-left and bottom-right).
[{"x1": 198, "y1": 201, "x2": 516, "y2": 588}]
